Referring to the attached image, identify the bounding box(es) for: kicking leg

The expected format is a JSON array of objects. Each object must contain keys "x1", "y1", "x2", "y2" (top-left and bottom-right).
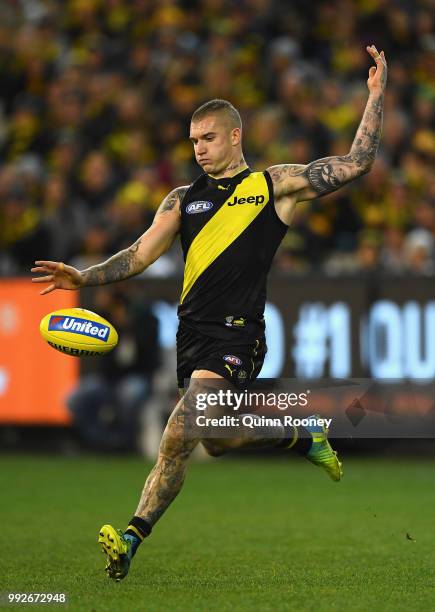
[
  {"x1": 194, "y1": 371, "x2": 342, "y2": 482},
  {"x1": 192, "y1": 369, "x2": 285, "y2": 456},
  {"x1": 202, "y1": 413, "x2": 342, "y2": 482},
  {"x1": 98, "y1": 379, "x2": 204, "y2": 580}
]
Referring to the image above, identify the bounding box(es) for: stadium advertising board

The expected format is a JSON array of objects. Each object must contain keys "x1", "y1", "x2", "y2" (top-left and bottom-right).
[
  {"x1": 3, "y1": 276, "x2": 433, "y2": 425},
  {"x1": 0, "y1": 280, "x2": 78, "y2": 424},
  {"x1": 128, "y1": 276, "x2": 435, "y2": 380}
]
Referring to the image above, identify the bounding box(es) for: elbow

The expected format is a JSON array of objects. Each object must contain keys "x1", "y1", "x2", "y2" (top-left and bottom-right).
[
  {"x1": 350, "y1": 155, "x2": 373, "y2": 178},
  {"x1": 359, "y1": 162, "x2": 372, "y2": 176},
  {"x1": 352, "y1": 151, "x2": 377, "y2": 177}
]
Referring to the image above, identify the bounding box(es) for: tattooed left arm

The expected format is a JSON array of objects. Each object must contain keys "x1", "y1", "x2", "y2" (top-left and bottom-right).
[{"x1": 268, "y1": 45, "x2": 387, "y2": 212}]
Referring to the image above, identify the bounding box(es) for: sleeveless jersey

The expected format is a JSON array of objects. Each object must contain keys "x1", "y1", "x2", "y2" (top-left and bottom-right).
[{"x1": 178, "y1": 168, "x2": 287, "y2": 340}]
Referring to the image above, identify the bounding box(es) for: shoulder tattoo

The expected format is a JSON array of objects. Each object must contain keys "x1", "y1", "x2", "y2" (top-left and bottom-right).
[{"x1": 158, "y1": 186, "x2": 189, "y2": 215}]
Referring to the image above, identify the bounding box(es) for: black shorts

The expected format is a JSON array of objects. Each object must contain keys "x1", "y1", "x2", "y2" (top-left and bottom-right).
[{"x1": 176, "y1": 322, "x2": 267, "y2": 390}]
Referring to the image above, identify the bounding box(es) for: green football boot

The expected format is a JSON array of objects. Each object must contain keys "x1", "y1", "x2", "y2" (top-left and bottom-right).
[{"x1": 305, "y1": 416, "x2": 343, "y2": 481}]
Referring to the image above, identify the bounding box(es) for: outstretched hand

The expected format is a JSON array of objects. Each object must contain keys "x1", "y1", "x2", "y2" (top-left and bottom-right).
[
  {"x1": 31, "y1": 260, "x2": 83, "y2": 295},
  {"x1": 366, "y1": 45, "x2": 387, "y2": 95}
]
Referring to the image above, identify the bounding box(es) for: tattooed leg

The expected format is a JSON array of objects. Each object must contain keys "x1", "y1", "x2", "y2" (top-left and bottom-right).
[
  {"x1": 201, "y1": 421, "x2": 285, "y2": 457},
  {"x1": 134, "y1": 382, "x2": 204, "y2": 526},
  {"x1": 133, "y1": 372, "x2": 285, "y2": 524},
  {"x1": 190, "y1": 377, "x2": 285, "y2": 456}
]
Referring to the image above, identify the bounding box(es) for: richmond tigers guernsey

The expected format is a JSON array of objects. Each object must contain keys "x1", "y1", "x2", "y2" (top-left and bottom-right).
[{"x1": 178, "y1": 168, "x2": 287, "y2": 341}]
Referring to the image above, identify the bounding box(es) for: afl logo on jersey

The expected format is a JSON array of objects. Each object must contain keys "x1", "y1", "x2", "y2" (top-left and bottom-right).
[{"x1": 186, "y1": 201, "x2": 213, "y2": 214}]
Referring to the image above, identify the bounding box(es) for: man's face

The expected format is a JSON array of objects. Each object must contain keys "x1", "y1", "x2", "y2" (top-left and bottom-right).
[{"x1": 189, "y1": 113, "x2": 240, "y2": 175}]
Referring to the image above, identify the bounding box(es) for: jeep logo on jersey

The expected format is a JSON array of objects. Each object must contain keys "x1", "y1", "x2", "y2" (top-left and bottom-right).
[
  {"x1": 228, "y1": 194, "x2": 265, "y2": 206},
  {"x1": 186, "y1": 201, "x2": 213, "y2": 214},
  {"x1": 48, "y1": 316, "x2": 110, "y2": 341},
  {"x1": 223, "y1": 354, "x2": 242, "y2": 366}
]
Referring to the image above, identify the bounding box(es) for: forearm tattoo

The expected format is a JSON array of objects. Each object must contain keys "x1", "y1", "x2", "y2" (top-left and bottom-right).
[
  {"x1": 81, "y1": 238, "x2": 144, "y2": 286},
  {"x1": 349, "y1": 93, "x2": 384, "y2": 169},
  {"x1": 269, "y1": 87, "x2": 385, "y2": 198},
  {"x1": 304, "y1": 90, "x2": 385, "y2": 195}
]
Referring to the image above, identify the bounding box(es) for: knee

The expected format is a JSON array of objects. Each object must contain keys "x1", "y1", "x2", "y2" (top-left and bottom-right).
[
  {"x1": 159, "y1": 414, "x2": 196, "y2": 461},
  {"x1": 159, "y1": 430, "x2": 185, "y2": 459},
  {"x1": 201, "y1": 439, "x2": 226, "y2": 457}
]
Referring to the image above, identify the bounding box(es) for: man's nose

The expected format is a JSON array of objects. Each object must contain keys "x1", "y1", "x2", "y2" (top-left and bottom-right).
[{"x1": 196, "y1": 143, "x2": 207, "y2": 155}]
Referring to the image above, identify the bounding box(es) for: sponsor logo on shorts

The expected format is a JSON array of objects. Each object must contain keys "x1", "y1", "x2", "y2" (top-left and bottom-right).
[
  {"x1": 223, "y1": 354, "x2": 242, "y2": 366},
  {"x1": 225, "y1": 316, "x2": 246, "y2": 328},
  {"x1": 228, "y1": 194, "x2": 265, "y2": 206},
  {"x1": 224, "y1": 364, "x2": 235, "y2": 377},
  {"x1": 237, "y1": 369, "x2": 247, "y2": 380},
  {"x1": 48, "y1": 316, "x2": 109, "y2": 341},
  {"x1": 186, "y1": 201, "x2": 213, "y2": 214}
]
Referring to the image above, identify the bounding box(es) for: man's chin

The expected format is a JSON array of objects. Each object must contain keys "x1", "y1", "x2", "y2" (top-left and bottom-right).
[{"x1": 200, "y1": 161, "x2": 221, "y2": 175}]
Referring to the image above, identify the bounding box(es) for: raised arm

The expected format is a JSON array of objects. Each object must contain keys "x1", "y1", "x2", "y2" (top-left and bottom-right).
[
  {"x1": 31, "y1": 185, "x2": 188, "y2": 294},
  {"x1": 268, "y1": 45, "x2": 387, "y2": 223}
]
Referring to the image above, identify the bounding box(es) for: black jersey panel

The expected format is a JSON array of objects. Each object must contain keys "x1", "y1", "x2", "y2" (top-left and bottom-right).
[{"x1": 178, "y1": 168, "x2": 287, "y2": 339}]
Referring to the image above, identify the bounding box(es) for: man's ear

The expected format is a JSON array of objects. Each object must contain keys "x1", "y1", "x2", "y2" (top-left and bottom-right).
[{"x1": 231, "y1": 127, "x2": 241, "y2": 146}]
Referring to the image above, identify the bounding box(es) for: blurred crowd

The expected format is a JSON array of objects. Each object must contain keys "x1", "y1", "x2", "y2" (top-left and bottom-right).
[
  {"x1": 68, "y1": 284, "x2": 160, "y2": 450},
  {"x1": 0, "y1": 0, "x2": 434, "y2": 276}
]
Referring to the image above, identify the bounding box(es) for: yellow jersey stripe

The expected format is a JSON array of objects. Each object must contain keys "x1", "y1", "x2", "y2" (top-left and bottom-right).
[{"x1": 180, "y1": 172, "x2": 269, "y2": 304}]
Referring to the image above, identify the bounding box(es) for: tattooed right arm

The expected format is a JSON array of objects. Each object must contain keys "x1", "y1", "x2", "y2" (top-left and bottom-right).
[
  {"x1": 80, "y1": 185, "x2": 187, "y2": 287},
  {"x1": 31, "y1": 185, "x2": 187, "y2": 294}
]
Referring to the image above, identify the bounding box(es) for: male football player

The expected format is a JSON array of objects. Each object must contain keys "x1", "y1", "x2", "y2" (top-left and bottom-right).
[{"x1": 32, "y1": 45, "x2": 387, "y2": 580}]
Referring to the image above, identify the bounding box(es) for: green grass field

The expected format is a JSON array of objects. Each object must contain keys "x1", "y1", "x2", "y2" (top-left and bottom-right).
[{"x1": 1, "y1": 454, "x2": 435, "y2": 611}]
